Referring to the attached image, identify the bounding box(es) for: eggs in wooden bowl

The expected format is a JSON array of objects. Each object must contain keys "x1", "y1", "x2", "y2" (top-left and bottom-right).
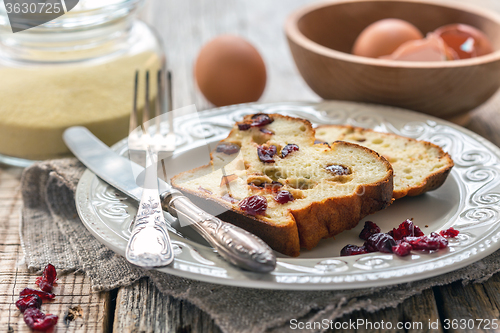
[{"x1": 285, "y1": 0, "x2": 500, "y2": 122}]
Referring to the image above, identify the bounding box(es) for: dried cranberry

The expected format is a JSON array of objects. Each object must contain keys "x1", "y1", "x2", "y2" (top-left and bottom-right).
[
  {"x1": 389, "y1": 219, "x2": 424, "y2": 240},
  {"x1": 340, "y1": 244, "x2": 369, "y2": 256},
  {"x1": 215, "y1": 142, "x2": 240, "y2": 155},
  {"x1": 325, "y1": 164, "x2": 351, "y2": 176},
  {"x1": 23, "y1": 307, "x2": 58, "y2": 331},
  {"x1": 364, "y1": 233, "x2": 397, "y2": 253},
  {"x1": 404, "y1": 232, "x2": 448, "y2": 251},
  {"x1": 237, "y1": 123, "x2": 252, "y2": 131},
  {"x1": 359, "y1": 221, "x2": 381, "y2": 240},
  {"x1": 260, "y1": 128, "x2": 273, "y2": 135},
  {"x1": 281, "y1": 144, "x2": 299, "y2": 158},
  {"x1": 16, "y1": 295, "x2": 42, "y2": 313},
  {"x1": 392, "y1": 242, "x2": 412, "y2": 256},
  {"x1": 238, "y1": 195, "x2": 267, "y2": 216},
  {"x1": 257, "y1": 145, "x2": 277, "y2": 163},
  {"x1": 275, "y1": 191, "x2": 294, "y2": 204},
  {"x1": 439, "y1": 227, "x2": 460, "y2": 238},
  {"x1": 35, "y1": 264, "x2": 57, "y2": 293},
  {"x1": 19, "y1": 288, "x2": 55, "y2": 300},
  {"x1": 251, "y1": 114, "x2": 273, "y2": 127}
]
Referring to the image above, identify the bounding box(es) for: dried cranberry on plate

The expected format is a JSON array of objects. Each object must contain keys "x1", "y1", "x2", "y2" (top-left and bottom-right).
[
  {"x1": 359, "y1": 221, "x2": 381, "y2": 240},
  {"x1": 388, "y1": 219, "x2": 424, "y2": 240},
  {"x1": 392, "y1": 242, "x2": 412, "y2": 257},
  {"x1": 404, "y1": 232, "x2": 448, "y2": 251},
  {"x1": 439, "y1": 227, "x2": 460, "y2": 238},
  {"x1": 364, "y1": 233, "x2": 397, "y2": 253},
  {"x1": 340, "y1": 244, "x2": 369, "y2": 256}
]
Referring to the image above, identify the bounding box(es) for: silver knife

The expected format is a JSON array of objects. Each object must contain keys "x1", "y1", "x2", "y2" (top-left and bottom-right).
[{"x1": 63, "y1": 126, "x2": 277, "y2": 273}]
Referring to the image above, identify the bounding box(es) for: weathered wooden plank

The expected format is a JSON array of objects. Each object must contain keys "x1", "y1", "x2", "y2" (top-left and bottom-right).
[
  {"x1": 0, "y1": 167, "x2": 111, "y2": 333},
  {"x1": 333, "y1": 288, "x2": 442, "y2": 333},
  {"x1": 434, "y1": 281, "x2": 500, "y2": 333},
  {"x1": 113, "y1": 278, "x2": 221, "y2": 333}
]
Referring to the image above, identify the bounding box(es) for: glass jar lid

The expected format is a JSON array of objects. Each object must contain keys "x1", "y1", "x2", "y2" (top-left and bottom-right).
[{"x1": 0, "y1": 0, "x2": 143, "y2": 32}]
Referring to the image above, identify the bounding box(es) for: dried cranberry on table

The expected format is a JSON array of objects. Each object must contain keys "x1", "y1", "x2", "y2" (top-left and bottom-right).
[
  {"x1": 439, "y1": 227, "x2": 460, "y2": 238},
  {"x1": 16, "y1": 295, "x2": 42, "y2": 313},
  {"x1": 238, "y1": 195, "x2": 267, "y2": 216},
  {"x1": 392, "y1": 242, "x2": 412, "y2": 257},
  {"x1": 274, "y1": 191, "x2": 294, "y2": 204},
  {"x1": 215, "y1": 142, "x2": 240, "y2": 155},
  {"x1": 359, "y1": 221, "x2": 381, "y2": 240},
  {"x1": 364, "y1": 233, "x2": 397, "y2": 253},
  {"x1": 257, "y1": 145, "x2": 277, "y2": 163},
  {"x1": 404, "y1": 232, "x2": 448, "y2": 251},
  {"x1": 35, "y1": 263, "x2": 57, "y2": 293},
  {"x1": 388, "y1": 219, "x2": 424, "y2": 240},
  {"x1": 23, "y1": 307, "x2": 58, "y2": 331},
  {"x1": 19, "y1": 287, "x2": 55, "y2": 300},
  {"x1": 341, "y1": 244, "x2": 369, "y2": 256}
]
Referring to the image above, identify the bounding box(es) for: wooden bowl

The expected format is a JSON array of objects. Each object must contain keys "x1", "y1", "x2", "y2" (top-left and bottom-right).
[{"x1": 285, "y1": 0, "x2": 500, "y2": 120}]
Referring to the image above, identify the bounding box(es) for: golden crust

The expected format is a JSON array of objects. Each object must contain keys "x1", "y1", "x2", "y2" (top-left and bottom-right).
[
  {"x1": 316, "y1": 125, "x2": 454, "y2": 199},
  {"x1": 171, "y1": 115, "x2": 394, "y2": 257}
]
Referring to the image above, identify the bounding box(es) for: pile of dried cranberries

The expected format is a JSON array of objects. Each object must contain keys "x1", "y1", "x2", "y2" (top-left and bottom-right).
[
  {"x1": 16, "y1": 264, "x2": 58, "y2": 331},
  {"x1": 340, "y1": 219, "x2": 459, "y2": 257}
]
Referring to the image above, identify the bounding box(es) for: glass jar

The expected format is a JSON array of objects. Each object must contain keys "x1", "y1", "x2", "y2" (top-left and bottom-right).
[{"x1": 0, "y1": 0, "x2": 163, "y2": 166}]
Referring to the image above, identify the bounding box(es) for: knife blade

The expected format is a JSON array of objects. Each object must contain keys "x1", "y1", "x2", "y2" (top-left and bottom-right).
[{"x1": 63, "y1": 126, "x2": 277, "y2": 273}]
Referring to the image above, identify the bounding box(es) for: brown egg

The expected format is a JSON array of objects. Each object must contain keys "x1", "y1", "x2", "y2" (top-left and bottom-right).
[
  {"x1": 434, "y1": 24, "x2": 494, "y2": 59},
  {"x1": 352, "y1": 18, "x2": 424, "y2": 58},
  {"x1": 194, "y1": 35, "x2": 267, "y2": 106}
]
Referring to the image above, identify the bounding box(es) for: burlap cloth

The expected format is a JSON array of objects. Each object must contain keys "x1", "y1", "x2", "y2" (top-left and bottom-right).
[{"x1": 20, "y1": 158, "x2": 500, "y2": 333}]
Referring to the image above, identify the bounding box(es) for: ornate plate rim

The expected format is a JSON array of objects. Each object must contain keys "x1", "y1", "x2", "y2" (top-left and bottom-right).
[{"x1": 75, "y1": 101, "x2": 500, "y2": 290}]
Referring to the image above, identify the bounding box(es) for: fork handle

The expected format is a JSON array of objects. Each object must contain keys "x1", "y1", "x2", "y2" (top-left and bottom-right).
[
  {"x1": 126, "y1": 151, "x2": 174, "y2": 268},
  {"x1": 160, "y1": 189, "x2": 276, "y2": 273}
]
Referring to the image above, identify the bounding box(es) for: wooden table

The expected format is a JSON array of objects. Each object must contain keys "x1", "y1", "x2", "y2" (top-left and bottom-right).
[{"x1": 2, "y1": 0, "x2": 500, "y2": 331}]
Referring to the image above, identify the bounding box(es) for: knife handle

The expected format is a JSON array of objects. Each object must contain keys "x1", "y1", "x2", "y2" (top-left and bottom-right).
[{"x1": 160, "y1": 189, "x2": 276, "y2": 273}]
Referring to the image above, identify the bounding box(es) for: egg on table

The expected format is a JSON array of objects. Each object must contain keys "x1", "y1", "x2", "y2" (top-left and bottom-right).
[{"x1": 194, "y1": 35, "x2": 267, "y2": 107}]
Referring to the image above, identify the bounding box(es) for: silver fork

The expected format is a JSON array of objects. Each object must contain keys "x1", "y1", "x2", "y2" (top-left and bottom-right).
[{"x1": 125, "y1": 70, "x2": 175, "y2": 268}]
